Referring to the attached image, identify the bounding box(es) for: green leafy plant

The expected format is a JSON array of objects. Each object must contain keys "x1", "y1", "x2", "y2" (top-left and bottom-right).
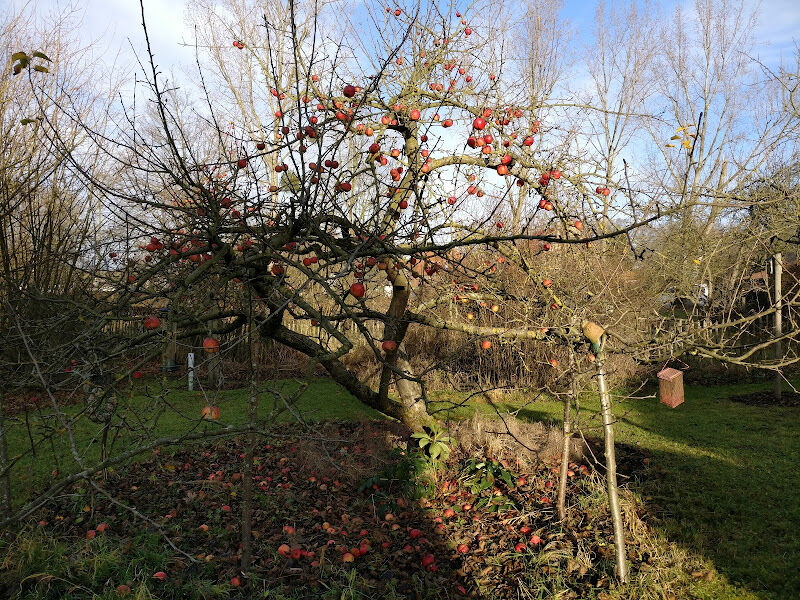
[
  {"x1": 358, "y1": 447, "x2": 435, "y2": 500},
  {"x1": 410, "y1": 422, "x2": 453, "y2": 464},
  {"x1": 461, "y1": 457, "x2": 517, "y2": 512}
]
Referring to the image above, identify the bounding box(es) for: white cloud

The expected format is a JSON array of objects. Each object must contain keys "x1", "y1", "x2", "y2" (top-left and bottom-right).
[
  {"x1": 30, "y1": 0, "x2": 196, "y2": 70},
  {"x1": 24, "y1": 0, "x2": 800, "y2": 76},
  {"x1": 752, "y1": 0, "x2": 800, "y2": 67}
]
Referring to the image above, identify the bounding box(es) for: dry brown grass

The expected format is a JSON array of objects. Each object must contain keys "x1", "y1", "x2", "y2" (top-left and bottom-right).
[
  {"x1": 449, "y1": 411, "x2": 587, "y2": 471},
  {"x1": 292, "y1": 420, "x2": 410, "y2": 485}
]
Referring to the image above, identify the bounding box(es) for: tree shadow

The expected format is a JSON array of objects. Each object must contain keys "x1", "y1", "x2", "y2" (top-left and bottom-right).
[
  {"x1": 18, "y1": 414, "x2": 654, "y2": 599},
  {"x1": 625, "y1": 397, "x2": 800, "y2": 600},
  {"x1": 13, "y1": 379, "x2": 800, "y2": 600},
  {"x1": 514, "y1": 390, "x2": 800, "y2": 600}
]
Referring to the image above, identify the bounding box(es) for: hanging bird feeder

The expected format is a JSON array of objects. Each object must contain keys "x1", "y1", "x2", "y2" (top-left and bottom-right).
[{"x1": 657, "y1": 367, "x2": 684, "y2": 408}]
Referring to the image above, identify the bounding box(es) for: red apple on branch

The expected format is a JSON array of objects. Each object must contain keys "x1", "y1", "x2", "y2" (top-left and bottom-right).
[{"x1": 350, "y1": 282, "x2": 366, "y2": 298}]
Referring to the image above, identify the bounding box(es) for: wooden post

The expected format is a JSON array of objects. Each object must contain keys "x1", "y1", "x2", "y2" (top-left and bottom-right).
[
  {"x1": 187, "y1": 352, "x2": 195, "y2": 391},
  {"x1": 0, "y1": 396, "x2": 12, "y2": 517},
  {"x1": 773, "y1": 253, "x2": 782, "y2": 400},
  {"x1": 240, "y1": 292, "x2": 258, "y2": 576},
  {"x1": 557, "y1": 351, "x2": 577, "y2": 521},
  {"x1": 596, "y1": 351, "x2": 628, "y2": 583},
  {"x1": 211, "y1": 353, "x2": 224, "y2": 390}
]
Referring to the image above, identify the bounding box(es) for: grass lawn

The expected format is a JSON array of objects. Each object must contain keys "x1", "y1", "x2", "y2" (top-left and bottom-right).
[
  {"x1": 7, "y1": 377, "x2": 380, "y2": 505},
  {"x1": 5, "y1": 376, "x2": 799, "y2": 599},
  {"x1": 430, "y1": 380, "x2": 800, "y2": 600}
]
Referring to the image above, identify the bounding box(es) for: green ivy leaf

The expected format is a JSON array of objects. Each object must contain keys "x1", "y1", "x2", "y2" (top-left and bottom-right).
[
  {"x1": 33, "y1": 65, "x2": 49, "y2": 73},
  {"x1": 32, "y1": 51, "x2": 52, "y2": 61},
  {"x1": 11, "y1": 51, "x2": 28, "y2": 61}
]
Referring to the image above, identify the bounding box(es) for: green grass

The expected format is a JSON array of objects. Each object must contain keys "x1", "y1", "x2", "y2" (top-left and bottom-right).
[
  {"x1": 1, "y1": 525, "x2": 232, "y2": 600},
  {"x1": 6, "y1": 376, "x2": 800, "y2": 599},
  {"x1": 430, "y1": 381, "x2": 800, "y2": 600},
  {"x1": 7, "y1": 377, "x2": 379, "y2": 506}
]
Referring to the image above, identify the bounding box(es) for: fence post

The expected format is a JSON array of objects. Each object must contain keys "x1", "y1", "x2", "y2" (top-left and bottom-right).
[
  {"x1": 187, "y1": 353, "x2": 195, "y2": 391},
  {"x1": 773, "y1": 253, "x2": 782, "y2": 400},
  {"x1": 596, "y1": 351, "x2": 628, "y2": 583}
]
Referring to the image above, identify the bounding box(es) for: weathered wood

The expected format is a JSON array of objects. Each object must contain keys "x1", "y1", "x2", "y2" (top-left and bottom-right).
[
  {"x1": 657, "y1": 367, "x2": 684, "y2": 408},
  {"x1": 597, "y1": 352, "x2": 628, "y2": 583},
  {"x1": 773, "y1": 253, "x2": 782, "y2": 400}
]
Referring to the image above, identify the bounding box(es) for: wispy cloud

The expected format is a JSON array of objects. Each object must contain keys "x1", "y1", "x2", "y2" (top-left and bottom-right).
[
  {"x1": 28, "y1": 0, "x2": 800, "y2": 75},
  {"x1": 752, "y1": 0, "x2": 800, "y2": 67},
  {"x1": 33, "y1": 0, "x2": 196, "y2": 69}
]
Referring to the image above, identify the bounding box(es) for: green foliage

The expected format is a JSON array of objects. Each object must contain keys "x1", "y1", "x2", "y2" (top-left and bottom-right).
[
  {"x1": 0, "y1": 526, "x2": 225, "y2": 600},
  {"x1": 460, "y1": 457, "x2": 517, "y2": 513},
  {"x1": 11, "y1": 49, "x2": 51, "y2": 77},
  {"x1": 280, "y1": 171, "x2": 302, "y2": 193},
  {"x1": 358, "y1": 447, "x2": 435, "y2": 500},
  {"x1": 410, "y1": 421, "x2": 452, "y2": 464}
]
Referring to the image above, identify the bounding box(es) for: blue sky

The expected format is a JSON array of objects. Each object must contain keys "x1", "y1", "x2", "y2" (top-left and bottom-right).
[{"x1": 23, "y1": 0, "x2": 800, "y2": 76}]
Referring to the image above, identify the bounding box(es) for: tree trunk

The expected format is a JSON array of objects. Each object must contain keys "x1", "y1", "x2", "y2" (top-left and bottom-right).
[
  {"x1": 557, "y1": 354, "x2": 577, "y2": 521},
  {"x1": 240, "y1": 301, "x2": 259, "y2": 577},
  {"x1": 596, "y1": 351, "x2": 628, "y2": 583},
  {"x1": 378, "y1": 267, "x2": 431, "y2": 431},
  {"x1": 272, "y1": 325, "x2": 430, "y2": 431},
  {"x1": 391, "y1": 354, "x2": 431, "y2": 431},
  {"x1": 0, "y1": 395, "x2": 12, "y2": 517}
]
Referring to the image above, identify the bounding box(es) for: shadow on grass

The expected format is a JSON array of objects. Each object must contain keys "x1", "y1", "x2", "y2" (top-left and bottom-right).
[
  {"x1": 507, "y1": 385, "x2": 800, "y2": 600},
  {"x1": 622, "y1": 393, "x2": 800, "y2": 600},
  {"x1": 5, "y1": 418, "x2": 630, "y2": 600},
  {"x1": 9, "y1": 377, "x2": 800, "y2": 599}
]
